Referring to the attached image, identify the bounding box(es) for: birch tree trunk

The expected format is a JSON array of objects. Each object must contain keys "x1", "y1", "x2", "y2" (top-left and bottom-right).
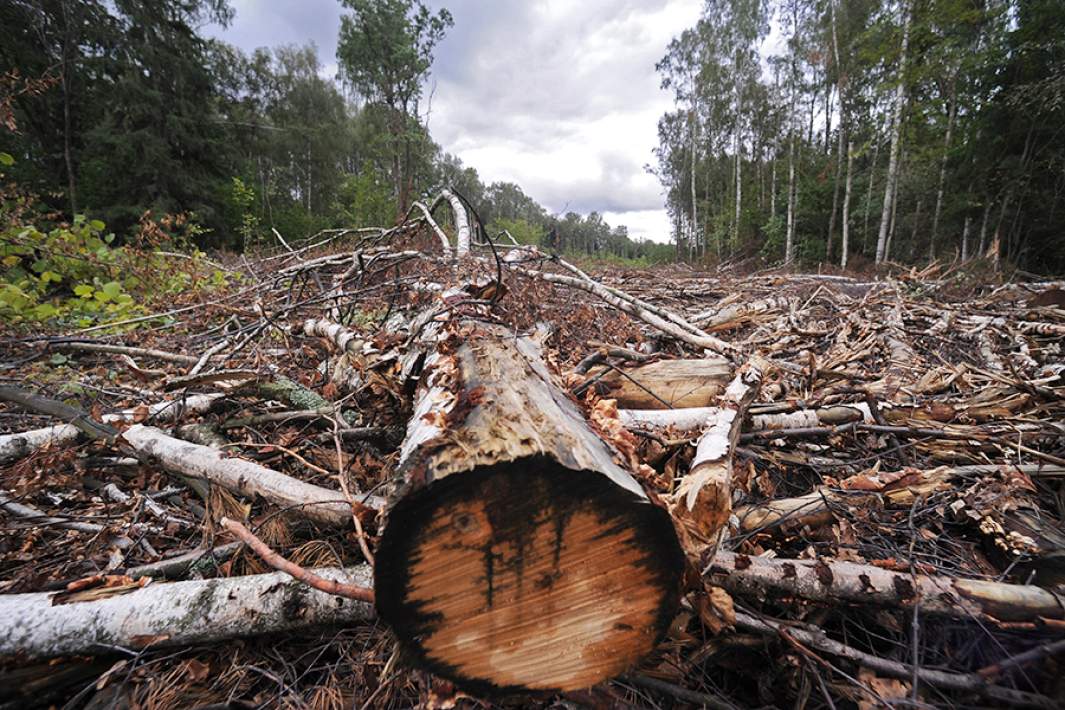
[
  {"x1": 769, "y1": 137, "x2": 778, "y2": 219},
  {"x1": 0, "y1": 566, "x2": 373, "y2": 658},
  {"x1": 930, "y1": 76, "x2": 958, "y2": 258},
  {"x1": 734, "y1": 130, "x2": 742, "y2": 250},
  {"x1": 440, "y1": 189, "x2": 471, "y2": 257},
  {"x1": 783, "y1": 0, "x2": 799, "y2": 264},
  {"x1": 863, "y1": 118, "x2": 883, "y2": 249},
  {"x1": 875, "y1": 1, "x2": 912, "y2": 264},
  {"x1": 827, "y1": 123, "x2": 843, "y2": 263},
  {"x1": 978, "y1": 198, "x2": 993, "y2": 254},
  {"x1": 827, "y1": 0, "x2": 845, "y2": 264},
  {"x1": 841, "y1": 138, "x2": 854, "y2": 268},
  {"x1": 961, "y1": 213, "x2": 972, "y2": 260},
  {"x1": 690, "y1": 84, "x2": 699, "y2": 258}
]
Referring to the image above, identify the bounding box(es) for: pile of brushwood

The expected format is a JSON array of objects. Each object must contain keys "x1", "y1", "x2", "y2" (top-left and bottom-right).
[{"x1": 1, "y1": 195, "x2": 1064, "y2": 709}]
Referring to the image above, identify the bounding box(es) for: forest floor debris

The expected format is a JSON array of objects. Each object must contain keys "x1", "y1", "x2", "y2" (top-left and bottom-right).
[{"x1": 1, "y1": 224, "x2": 1064, "y2": 708}]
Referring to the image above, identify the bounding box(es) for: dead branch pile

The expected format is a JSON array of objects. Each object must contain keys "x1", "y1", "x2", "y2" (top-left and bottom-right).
[{"x1": 1, "y1": 207, "x2": 1064, "y2": 708}]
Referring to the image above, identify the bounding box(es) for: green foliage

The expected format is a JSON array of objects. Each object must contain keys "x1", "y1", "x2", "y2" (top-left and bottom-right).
[
  {"x1": 228, "y1": 177, "x2": 261, "y2": 249},
  {"x1": 758, "y1": 215, "x2": 786, "y2": 261},
  {"x1": 0, "y1": 203, "x2": 231, "y2": 328},
  {"x1": 337, "y1": 0, "x2": 453, "y2": 110},
  {"x1": 491, "y1": 218, "x2": 541, "y2": 246},
  {"x1": 0, "y1": 216, "x2": 138, "y2": 324},
  {"x1": 337, "y1": 163, "x2": 395, "y2": 228}
]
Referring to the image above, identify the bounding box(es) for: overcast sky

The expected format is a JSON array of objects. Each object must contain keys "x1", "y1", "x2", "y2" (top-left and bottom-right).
[{"x1": 208, "y1": 0, "x2": 703, "y2": 242}]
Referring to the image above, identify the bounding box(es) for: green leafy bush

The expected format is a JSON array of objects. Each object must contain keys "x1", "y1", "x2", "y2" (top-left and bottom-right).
[
  {"x1": 0, "y1": 215, "x2": 142, "y2": 324},
  {"x1": 0, "y1": 153, "x2": 235, "y2": 328}
]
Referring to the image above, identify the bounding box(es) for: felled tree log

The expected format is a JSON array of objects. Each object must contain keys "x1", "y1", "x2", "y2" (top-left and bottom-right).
[
  {"x1": 710, "y1": 551, "x2": 1065, "y2": 623},
  {"x1": 619, "y1": 402, "x2": 869, "y2": 433},
  {"x1": 0, "y1": 393, "x2": 220, "y2": 464},
  {"x1": 0, "y1": 386, "x2": 374, "y2": 527},
  {"x1": 589, "y1": 358, "x2": 731, "y2": 409},
  {"x1": 691, "y1": 295, "x2": 795, "y2": 330},
  {"x1": 374, "y1": 315, "x2": 684, "y2": 694},
  {"x1": 121, "y1": 425, "x2": 374, "y2": 526},
  {"x1": 0, "y1": 565, "x2": 372, "y2": 658}
]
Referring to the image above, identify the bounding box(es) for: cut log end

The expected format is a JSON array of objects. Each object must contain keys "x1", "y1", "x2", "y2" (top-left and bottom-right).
[{"x1": 375, "y1": 456, "x2": 684, "y2": 694}]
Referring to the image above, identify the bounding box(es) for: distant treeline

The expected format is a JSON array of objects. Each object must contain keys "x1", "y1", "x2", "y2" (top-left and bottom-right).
[
  {"x1": 655, "y1": 0, "x2": 1065, "y2": 274},
  {"x1": 1, "y1": 0, "x2": 671, "y2": 262}
]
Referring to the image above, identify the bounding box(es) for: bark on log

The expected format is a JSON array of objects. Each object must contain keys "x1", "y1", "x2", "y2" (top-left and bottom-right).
[
  {"x1": 0, "y1": 566, "x2": 372, "y2": 658},
  {"x1": 619, "y1": 402, "x2": 870, "y2": 433},
  {"x1": 440, "y1": 189, "x2": 471, "y2": 257},
  {"x1": 710, "y1": 551, "x2": 1065, "y2": 623},
  {"x1": 374, "y1": 317, "x2": 684, "y2": 694},
  {"x1": 734, "y1": 464, "x2": 1065, "y2": 535},
  {"x1": 0, "y1": 393, "x2": 220, "y2": 465},
  {"x1": 589, "y1": 358, "x2": 731, "y2": 409},
  {"x1": 691, "y1": 295, "x2": 795, "y2": 330},
  {"x1": 120, "y1": 425, "x2": 366, "y2": 527}
]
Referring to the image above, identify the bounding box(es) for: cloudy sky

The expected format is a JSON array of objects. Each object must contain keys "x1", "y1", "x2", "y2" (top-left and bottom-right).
[{"x1": 208, "y1": 0, "x2": 703, "y2": 242}]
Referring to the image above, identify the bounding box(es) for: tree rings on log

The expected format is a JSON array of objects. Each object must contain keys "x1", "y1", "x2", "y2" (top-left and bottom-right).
[{"x1": 375, "y1": 456, "x2": 683, "y2": 694}]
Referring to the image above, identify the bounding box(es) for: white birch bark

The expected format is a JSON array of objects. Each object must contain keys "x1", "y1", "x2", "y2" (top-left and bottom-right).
[
  {"x1": 785, "y1": 78, "x2": 797, "y2": 264},
  {"x1": 961, "y1": 214, "x2": 972, "y2": 260},
  {"x1": 690, "y1": 73, "x2": 699, "y2": 256},
  {"x1": 440, "y1": 189, "x2": 471, "y2": 257},
  {"x1": 875, "y1": 1, "x2": 913, "y2": 263},
  {"x1": 0, "y1": 394, "x2": 220, "y2": 465},
  {"x1": 120, "y1": 425, "x2": 374, "y2": 526},
  {"x1": 841, "y1": 139, "x2": 855, "y2": 268},
  {"x1": 0, "y1": 566, "x2": 373, "y2": 658},
  {"x1": 709, "y1": 551, "x2": 1065, "y2": 622},
  {"x1": 930, "y1": 77, "x2": 958, "y2": 258}
]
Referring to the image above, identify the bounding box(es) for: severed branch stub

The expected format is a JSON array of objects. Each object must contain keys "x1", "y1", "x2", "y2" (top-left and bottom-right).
[
  {"x1": 667, "y1": 359, "x2": 766, "y2": 565},
  {"x1": 373, "y1": 291, "x2": 685, "y2": 694}
]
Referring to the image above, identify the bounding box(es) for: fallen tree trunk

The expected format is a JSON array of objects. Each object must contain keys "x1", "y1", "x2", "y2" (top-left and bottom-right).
[
  {"x1": 120, "y1": 425, "x2": 373, "y2": 526},
  {"x1": 619, "y1": 402, "x2": 870, "y2": 433},
  {"x1": 374, "y1": 312, "x2": 684, "y2": 694},
  {"x1": 0, "y1": 565, "x2": 373, "y2": 658},
  {"x1": 691, "y1": 295, "x2": 795, "y2": 330},
  {"x1": 0, "y1": 393, "x2": 220, "y2": 464},
  {"x1": 710, "y1": 551, "x2": 1065, "y2": 622},
  {"x1": 733, "y1": 464, "x2": 1064, "y2": 534},
  {"x1": 0, "y1": 387, "x2": 376, "y2": 527},
  {"x1": 588, "y1": 358, "x2": 731, "y2": 409}
]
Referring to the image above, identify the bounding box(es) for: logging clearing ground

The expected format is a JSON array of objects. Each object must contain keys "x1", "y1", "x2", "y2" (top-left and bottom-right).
[{"x1": 2, "y1": 236, "x2": 1065, "y2": 709}]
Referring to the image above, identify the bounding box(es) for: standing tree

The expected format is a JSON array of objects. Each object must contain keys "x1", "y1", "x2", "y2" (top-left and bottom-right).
[{"x1": 337, "y1": 0, "x2": 452, "y2": 218}]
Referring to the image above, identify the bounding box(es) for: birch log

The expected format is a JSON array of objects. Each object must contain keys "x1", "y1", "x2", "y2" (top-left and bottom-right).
[
  {"x1": 440, "y1": 188, "x2": 471, "y2": 257},
  {"x1": 619, "y1": 402, "x2": 870, "y2": 433},
  {"x1": 374, "y1": 316, "x2": 684, "y2": 694},
  {"x1": 120, "y1": 425, "x2": 373, "y2": 526},
  {"x1": 0, "y1": 566, "x2": 373, "y2": 658},
  {"x1": 0, "y1": 393, "x2": 220, "y2": 465},
  {"x1": 709, "y1": 551, "x2": 1065, "y2": 622}
]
